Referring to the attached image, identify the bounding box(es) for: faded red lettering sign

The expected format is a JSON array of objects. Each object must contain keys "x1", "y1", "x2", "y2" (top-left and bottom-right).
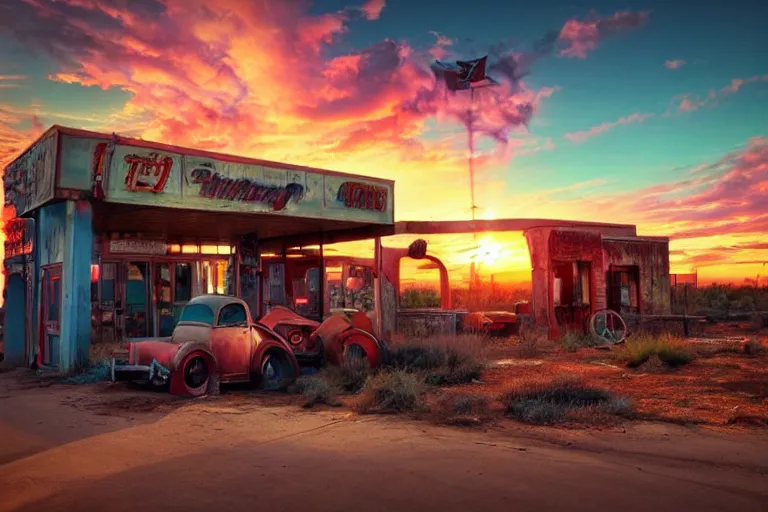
[
  {"x1": 335, "y1": 181, "x2": 388, "y2": 212},
  {"x1": 124, "y1": 152, "x2": 173, "y2": 193},
  {"x1": 190, "y1": 167, "x2": 303, "y2": 211}
]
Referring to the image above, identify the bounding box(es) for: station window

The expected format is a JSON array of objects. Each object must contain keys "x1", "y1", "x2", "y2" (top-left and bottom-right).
[{"x1": 175, "y1": 263, "x2": 192, "y2": 302}]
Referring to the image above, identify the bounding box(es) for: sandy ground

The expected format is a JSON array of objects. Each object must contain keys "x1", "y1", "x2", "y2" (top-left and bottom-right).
[{"x1": 0, "y1": 369, "x2": 767, "y2": 512}]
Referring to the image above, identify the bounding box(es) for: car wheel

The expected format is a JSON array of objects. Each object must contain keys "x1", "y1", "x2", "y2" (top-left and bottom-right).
[
  {"x1": 259, "y1": 351, "x2": 296, "y2": 391},
  {"x1": 343, "y1": 343, "x2": 368, "y2": 369},
  {"x1": 181, "y1": 354, "x2": 210, "y2": 396}
]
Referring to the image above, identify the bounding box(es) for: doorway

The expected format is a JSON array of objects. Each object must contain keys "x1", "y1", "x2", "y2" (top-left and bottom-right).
[
  {"x1": 40, "y1": 264, "x2": 63, "y2": 366},
  {"x1": 5, "y1": 273, "x2": 27, "y2": 365},
  {"x1": 124, "y1": 261, "x2": 150, "y2": 338}
]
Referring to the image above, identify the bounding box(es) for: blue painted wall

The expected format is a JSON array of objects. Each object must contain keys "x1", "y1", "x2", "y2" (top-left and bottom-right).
[
  {"x1": 4, "y1": 273, "x2": 26, "y2": 366},
  {"x1": 58, "y1": 200, "x2": 93, "y2": 373},
  {"x1": 38, "y1": 202, "x2": 66, "y2": 267}
]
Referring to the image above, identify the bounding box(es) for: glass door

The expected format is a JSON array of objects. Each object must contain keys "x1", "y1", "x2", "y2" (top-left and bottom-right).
[
  {"x1": 124, "y1": 261, "x2": 150, "y2": 338},
  {"x1": 40, "y1": 264, "x2": 63, "y2": 366}
]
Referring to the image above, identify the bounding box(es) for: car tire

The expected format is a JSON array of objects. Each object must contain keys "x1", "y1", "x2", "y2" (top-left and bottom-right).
[
  {"x1": 258, "y1": 350, "x2": 296, "y2": 391},
  {"x1": 179, "y1": 353, "x2": 212, "y2": 397}
]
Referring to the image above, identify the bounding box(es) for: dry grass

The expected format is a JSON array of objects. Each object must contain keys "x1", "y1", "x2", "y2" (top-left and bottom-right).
[
  {"x1": 387, "y1": 333, "x2": 488, "y2": 386},
  {"x1": 321, "y1": 361, "x2": 371, "y2": 394},
  {"x1": 613, "y1": 333, "x2": 695, "y2": 368},
  {"x1": 355, "y1": 370, "x2": 427, "y2": 414},
  {"x1": 517, "y1": 324, "x2": 546, "y2": 358},
  {"x1": 743, "y1": 336, "x2": 766, "y2": 356},
  {"x1": 561, "y1": 330, "x2": 598, "y2": 352},
  {"x1": 500, "y1": 374, "x2": 633, "y2": 425},
  {"x1": 289, "y1": 375, "x2": 342, "y2": 408},
  {"x1": 90, "y1": 342, "x2": 127, "y2": 365},
  {"x1": 434, "y1": 392, "x2": 492, "y2": 425}
]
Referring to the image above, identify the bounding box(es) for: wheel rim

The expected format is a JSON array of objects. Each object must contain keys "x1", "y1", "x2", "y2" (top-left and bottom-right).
[
  {"x1": 589, "y1": 309, "x2": 628, "y2": 345},
  {"x1": 184, "y1": 356, "x2": 209, "y2": 389},
  {"x1": 344, "y1": 343, "x2": 367, "y2": 369},
  {"x1": 261, "y1": 354, "x2": 286, "y2": 390}
]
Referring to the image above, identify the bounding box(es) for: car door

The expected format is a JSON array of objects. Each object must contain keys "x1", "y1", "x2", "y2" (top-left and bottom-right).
[{"x1": 210, "y1": 303, "x2": 251, "y2": 381}]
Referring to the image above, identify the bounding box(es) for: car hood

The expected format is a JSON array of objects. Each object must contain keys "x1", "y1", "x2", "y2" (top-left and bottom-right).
[{"x1": 128, "y1": 340, "x2": 181, "y2": 368}]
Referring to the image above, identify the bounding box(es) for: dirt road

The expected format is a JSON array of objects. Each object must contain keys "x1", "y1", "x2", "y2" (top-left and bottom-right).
[{"x1": 0, "y1": 369, "x2": 766, "y2": 512}]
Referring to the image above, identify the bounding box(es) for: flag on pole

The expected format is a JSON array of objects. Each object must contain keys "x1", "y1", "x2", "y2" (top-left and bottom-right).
[{"x1": 431, "y1": 56, "x2": 499, "y2": 91}]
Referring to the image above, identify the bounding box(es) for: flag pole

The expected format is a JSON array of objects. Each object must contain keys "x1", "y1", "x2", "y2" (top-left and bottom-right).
[{"x1": 468, "y1": 86, "x2": 477, "y2": 225}]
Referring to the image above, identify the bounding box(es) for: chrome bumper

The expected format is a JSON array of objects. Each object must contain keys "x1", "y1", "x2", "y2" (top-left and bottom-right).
[{"x1": 111, "y1": 358, "x2": 171, "y2": 384}]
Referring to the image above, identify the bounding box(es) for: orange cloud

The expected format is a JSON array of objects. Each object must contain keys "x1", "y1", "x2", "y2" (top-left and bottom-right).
[
  {"x1": 559, "y1": 10, "x2": 649, "y2": 59},
  {"x1": 564, "y1": 112, "x2": 653, "y2": 143}
]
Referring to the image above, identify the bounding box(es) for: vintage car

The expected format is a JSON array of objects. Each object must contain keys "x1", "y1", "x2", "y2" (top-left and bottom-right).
[
  {"x1": 111, "y1": 295, "x2": 300, "y2": 396},
  {"x1": 259, "y1": 306, "x2": 386, "y2": 368}
]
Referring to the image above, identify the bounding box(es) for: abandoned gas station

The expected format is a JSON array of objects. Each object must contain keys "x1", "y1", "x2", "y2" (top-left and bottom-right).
[{"x1": 2, "y1": 125, "x2": 671, "y2": 374}]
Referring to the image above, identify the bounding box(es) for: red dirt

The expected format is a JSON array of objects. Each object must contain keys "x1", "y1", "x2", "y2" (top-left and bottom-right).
[{"x1": 446, "y1": 330, "x2": 768, "y2": 430}]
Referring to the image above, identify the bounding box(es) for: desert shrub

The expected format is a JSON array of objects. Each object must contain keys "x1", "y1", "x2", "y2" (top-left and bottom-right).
[
  {"x1": 387, "y1": 345, "x2": 446, "y2": 371},
  {"x1": 387, "y1": 333, "x2": 488, "y2": 386},
  {"x1": 500, "y1": 375, "x2": 632, "y2": 425},
  {"x1": 321, "y1": 361, "x2": 370, "y2": 394},
  {"x1": 289, "y1": 375, "x2": 341, "y2": 408},
  {"x1": 561, "y1": 330, "x2": 598, "y2": 352},
  {"x1": 355, "y1": 370, "x2": 426, "y2": 413},
  {"x1": 613, "y1": 333, "x2": 694, "y2": 368},
  {"x1": 425, "y1": 348, "x2": 485, "y2": 385},
  {"x1": 435, "y1": 392, "x2": 491, "y2": 425},
  {"x1": 744, "y1": 337, "x2": 766, "y2": 356},
  {"x1": 517, "y1": 324, "x2": 546, "y2": 357},
  {"x1": 64, "y1": 362, "x2": 112, "y2": 384}
]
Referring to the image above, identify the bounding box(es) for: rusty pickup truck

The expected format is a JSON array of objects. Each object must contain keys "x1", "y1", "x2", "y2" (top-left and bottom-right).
[{"x1": 111, "y1": 295, "x2": 300, "y2": 396}]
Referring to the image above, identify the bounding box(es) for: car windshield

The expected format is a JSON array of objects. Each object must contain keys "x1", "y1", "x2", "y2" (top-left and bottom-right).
[{"x1": 179, "y1": 304, "x2": 215, "y2": 325}]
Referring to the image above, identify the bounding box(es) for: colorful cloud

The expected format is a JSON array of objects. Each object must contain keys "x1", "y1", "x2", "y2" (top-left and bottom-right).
[
  {"x1": 559, "y1": 10, "x2": 649, "y2": 59},
  {"x1": 564, "y1": 112, "x2": 653, "y2": 143},
  {"x1": 664, "y1": 59, "x2": 686, "y2": 70}
]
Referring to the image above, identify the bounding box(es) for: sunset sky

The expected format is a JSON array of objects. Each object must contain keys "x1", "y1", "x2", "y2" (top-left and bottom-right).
[{"x1": 0, "y1": 0, "x2": 766, "y2": 287}]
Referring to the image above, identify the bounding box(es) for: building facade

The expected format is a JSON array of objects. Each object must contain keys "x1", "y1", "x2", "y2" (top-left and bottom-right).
[{"x1": 2, "y1": 126, "x2": 394, "y2": 374}]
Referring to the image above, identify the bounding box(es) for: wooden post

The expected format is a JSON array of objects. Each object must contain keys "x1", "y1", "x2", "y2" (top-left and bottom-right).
[
  {"x1": 374, "y1": 236, "x2": 383, "y2": 340},
  {"x1": 683, "y1": 284, "x2": 690, "y2": 337}
]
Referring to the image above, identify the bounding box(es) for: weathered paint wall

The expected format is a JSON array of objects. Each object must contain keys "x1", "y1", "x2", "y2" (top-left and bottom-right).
[
  {"x1": 58, "y1": 200, "x2": 93, "y2": 373},
  {"x1": 602, "y1": 238, "x2": 671, "y2": 314},
  {"x1": 3, "y1": 130, "x2": 57, "y2": 216},
  {"x1": 87, "y1": 140, "x2": 394, "y2": 224},
  {"x1": 524, "y1": 227, "x2": 552, "y2": 329},
  {"x1": 58, "y1": 134, "x2": 104, "y2": 191},
  {"x1": 35, "y1": 202, "x2": 67, "y2": 366},
  {"x1": 38, "y1": 202, "x2": 67, "y2": 266}
]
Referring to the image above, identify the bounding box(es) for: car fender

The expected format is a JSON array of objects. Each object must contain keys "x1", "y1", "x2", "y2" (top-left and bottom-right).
[
  {"x1": 337, "y1": 328, "x2": 383, "y2": 368},
  {"x1": 249, "y1": 336, "x2": 300, "y2": 379},
  {"x1": 172, "y1": 341, "x2": 216, "y2": 373}
]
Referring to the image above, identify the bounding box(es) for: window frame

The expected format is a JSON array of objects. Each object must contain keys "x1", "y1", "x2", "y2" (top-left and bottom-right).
[{"x1": 217, "y1": 302, "x2": 248, "y2": 328}]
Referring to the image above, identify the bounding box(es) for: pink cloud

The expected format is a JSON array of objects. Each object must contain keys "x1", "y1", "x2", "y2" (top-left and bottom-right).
[
  {"x1": 564, "y1": 112, "x2": 653, "y2": 143},
  {"x1": 672, "y1": 74, "x2": 768, "y2": 113},
  {"x1": 559, "y1": 10, "x2": 649, "y2": 59},
  {"x1": 359, "y1": 0, "x2": 386, "y2": 20},
  {"x1": 664, "y1": 59, "x2": 685, "y2": 70},
  {"x1": 0, "y1": 0, "x2": 557, "y2": 191},
  {"x1": 428, "y1": 30, "x2": 453, "y2": 60}
]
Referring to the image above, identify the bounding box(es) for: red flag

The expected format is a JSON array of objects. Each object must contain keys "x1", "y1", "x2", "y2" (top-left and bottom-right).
[{"x1": 431, "y1": 56, "x2": 498, "y2": 91}]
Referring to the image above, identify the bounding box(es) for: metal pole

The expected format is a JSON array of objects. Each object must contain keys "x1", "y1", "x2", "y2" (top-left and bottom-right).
[{"x1": 468, "y1": 87, "x2": 476, "y2": 223}]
